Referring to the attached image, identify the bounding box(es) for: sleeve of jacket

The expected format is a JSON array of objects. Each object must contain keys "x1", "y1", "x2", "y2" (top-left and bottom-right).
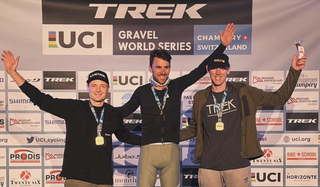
[
  {"x1": 19, "y1": 81, "x2": 77, "y2": 119},
  {"x1": 180, "y1": 118, "x2": 197, "y2": 141},
  {"x1": 250, "y1": 67, "x2": 302, "y2": 106},
  {"x1": 114, "y1": 111, "x2": 141, "y2": 145}
]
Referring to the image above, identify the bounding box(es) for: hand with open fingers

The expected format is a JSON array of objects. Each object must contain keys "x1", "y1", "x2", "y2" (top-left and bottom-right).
[
  {"x1": 1, "y1": 50, "x2": 20, "y2": 75},
  {"x1": 220, "y1": 23, "x2": 236, "y2": 47}
]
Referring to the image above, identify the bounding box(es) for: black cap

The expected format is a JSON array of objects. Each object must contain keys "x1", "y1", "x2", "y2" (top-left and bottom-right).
[
  {"x1": 207, "y1": 54, "x2": 230, "y2": 70},
  {"x1": 86, "y1": 70, "x2": 109, "y2": 85}
]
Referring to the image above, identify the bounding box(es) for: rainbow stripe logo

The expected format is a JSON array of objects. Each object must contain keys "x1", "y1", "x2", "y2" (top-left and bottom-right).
[{"x1": 48, "y1": 31, "x2": 58, "y2": 48}]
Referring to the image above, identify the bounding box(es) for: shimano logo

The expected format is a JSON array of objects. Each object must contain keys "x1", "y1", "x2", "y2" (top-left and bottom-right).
[{"x1": 89, "y1": 4, "x2": 207, "y2": 19}]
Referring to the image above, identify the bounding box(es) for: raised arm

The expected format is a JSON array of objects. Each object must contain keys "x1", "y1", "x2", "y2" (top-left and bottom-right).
[{"x1": 1, "y1": 50, "x2": 25, "y2": 86}]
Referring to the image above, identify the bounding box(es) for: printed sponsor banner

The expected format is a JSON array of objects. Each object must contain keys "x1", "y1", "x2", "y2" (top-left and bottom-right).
[
  {"x1": 113, "y1": 168, "x2": 138, "y2": 186},
  {"x1": 8, "y1": 92, "x2": 39, "y2": 111},
  {"x1": 286, "y1": 147, "x2": 318, "y2": 166},
  {"x1": 292, "y1": 70, "x2": 319, "y2": 89},
  {"x1": 42, "y1": 0, "x2": 252, "y2": 25},
  {"x1": 286, "y1": 168, "x2": 318, "y2": 186},
  {"x1": 8, "y1": 113, "x2": 41, "y2": 132},
  {"x1": 44, "y1": 148, "x2": 64, "y2": 167},
  {"x1": 0, "y1": 92, "x2": 5, "y2": 111},
  {"x1": 258, "y1": 133, "x2": 319, "y2": 145},
  {"x1": 181, "y1": 113, "x2": 191, "y2": 129},
  {"x1": 286, "y1": 112, "x2": 318, "y2": 131},
  {"x1": 113, "y1": 146, "x2": 140, "y2": 166},
  {"x1": 256, "y1": 112, "x2": 284, "y2": 132},
  {"x1": 8, "y1": 71, "x2": 43, "y2": 90},
  {"x1": 0, "y1": 169, "x2": 6, "y2": 187},
  {"x1": 0, "y1": 148, "x2": 6, "y2": 166},
  {"x1": 112, "y1": 71, "x2": 145, "y2": 90},
  {"x1": 9, "y1": 148, "x2": 41, "y2": 166},
  {"x1": 251, "y1": 71, "x2": 284, "y2": 91},
  {"x1": 251, "y1": 168, "x2": 283, "y2": 186},
  {"x1": 0, "y1": 71, "x2": 4, "y2": 90},
  {"x1": 0, "y1": 113, "x2": 5, "y2": 131},
  {"x1": 227, "y1": 71, "x2": 249, "y2": 85},
  {"x1": 44, "y1": 113, "x2": 66, "y2": 132},
  {"x1": 44, "y1": 169, "x2": 65, "y2": 186},
  {"x1": 43, "y1": 71, "x2": 76, "y2": 89},
  {"x1": 194, "y1": 25, "x2": 252, "y2": 55},
  {"x1": 251, "y1": 147, "x2": 283, "y2": 166},
  {"x1": 181, "y1": 147, "x2": 199, "y2": 166},
  {"x1": 286, "y1": 91, "x2": 319, "y2": 110},
  {"x1": 114, "y1": 25, "x2": 193, "y2": 55},
  {"x1": 182, "y1": 168, "x2": 199, "y2": 187},
  {"x1": 123, "y1": 113, "x2": 142, "y2": 131},
  {"x1": 181, "y1": 91, "x2": 196, "y2": 112},
  {"x1": 0, "y1": 134, "x2": 65, "y2": 146},
  {"x1": 43, "y1": 25, "x2": 113, "y2": 55},
  {"x1": 9, "y1": 169, "x2": 42, "y2": 187}
]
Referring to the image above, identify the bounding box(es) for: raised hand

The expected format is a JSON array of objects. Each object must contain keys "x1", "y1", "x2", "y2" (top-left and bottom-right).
[
  {"x1": 1, "y1": 50, "x2": 20, "y2": 75},
  {"x1": 291, "y1": 54, "x2": 306, "y2": 71},
  {"x1": 220, "y1": 23, "x2": 236, "y2": 47}
]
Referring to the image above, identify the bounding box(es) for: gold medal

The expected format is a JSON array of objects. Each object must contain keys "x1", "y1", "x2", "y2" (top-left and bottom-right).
[
  {"x1": 95, "y1": 136, "x2": 104, "y2": 146},
  {"x1": 215, "y1": 122, "x2": 224, "y2": 131}
]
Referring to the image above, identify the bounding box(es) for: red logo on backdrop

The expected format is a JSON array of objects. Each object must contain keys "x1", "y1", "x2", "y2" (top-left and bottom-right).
[
  {"x1": 263, "y1": 148, "x2": 273, "y2": 158},
  {"x1": 253, "y1": 76, "x2": 263, "y2": 84},
  {"x1": 243, "y1": 35, "x2": 249, "y2": 40},
  {"x1": 20, "y1": 170, "x2": 32, "y2": 180},
  {"x1": 45, "y1": 170, "x2": 65, "y2": 184},
  {"x1": 45, "y1": 152, "x2": 57, "y2": 160},
  {"x1": 287, "y1": 97, "x2": 298, "y2": 104}
]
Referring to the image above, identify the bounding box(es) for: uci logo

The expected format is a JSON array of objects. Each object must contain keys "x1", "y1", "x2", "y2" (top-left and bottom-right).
[
  {"x1": 114, "y1": 76, "x2": 143, "y2": 86},
  {"x1": 48, "y1": 31, "x2": 102, "y2": 49}
]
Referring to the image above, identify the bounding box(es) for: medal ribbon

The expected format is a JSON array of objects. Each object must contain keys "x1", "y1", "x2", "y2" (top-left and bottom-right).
[
  {"x1": 151, "y1": 85, "x2": 168, "y2": 115},
  {"x1": 149, "y1": 76, "x2": 171, "y2": 87},
  {"x1": 212, "y1": 86, "x2": 228, "y2": 123},
  {"x1": 89, "y1": 102, "x2": 105, "y2": 137}
]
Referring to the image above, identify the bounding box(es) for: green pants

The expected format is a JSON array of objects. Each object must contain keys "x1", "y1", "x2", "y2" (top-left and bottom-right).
[{"x1": 137, "y1": 143, "x2": 180, "y2": 187}]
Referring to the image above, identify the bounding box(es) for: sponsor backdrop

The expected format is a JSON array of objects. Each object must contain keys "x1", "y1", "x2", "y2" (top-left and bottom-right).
[{"x1": 0, "y1": 0, "x2": 320, "y2": 186}]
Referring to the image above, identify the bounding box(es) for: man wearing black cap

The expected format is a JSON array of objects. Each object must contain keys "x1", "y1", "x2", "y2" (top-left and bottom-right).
[
  {"x1": 1, "y1": 51, "x2": 141, "y2": 187},
  {"x1": 180, "y1": 53, "x2": 307, "y2": 187},
  {"x1": 118, "y1": 23, "x2": 236, "y2": 187}
]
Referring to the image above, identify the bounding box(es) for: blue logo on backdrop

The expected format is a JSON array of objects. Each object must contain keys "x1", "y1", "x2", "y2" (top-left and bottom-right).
[
  {"x1": 194, "y1": 25, "x2": 252, "y2": 55},
  {"x1": 27, "y1": 137, "x2": 35, "y2": 143}
]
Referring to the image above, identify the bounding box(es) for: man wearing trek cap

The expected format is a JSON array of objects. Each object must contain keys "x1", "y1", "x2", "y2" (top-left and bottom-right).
[
  {"x1": 180, "y1": 53, "x2": 307, "y2": 187},
  {"x1": 1, "y1": 50, "x2": 141, "y2": 187}
]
